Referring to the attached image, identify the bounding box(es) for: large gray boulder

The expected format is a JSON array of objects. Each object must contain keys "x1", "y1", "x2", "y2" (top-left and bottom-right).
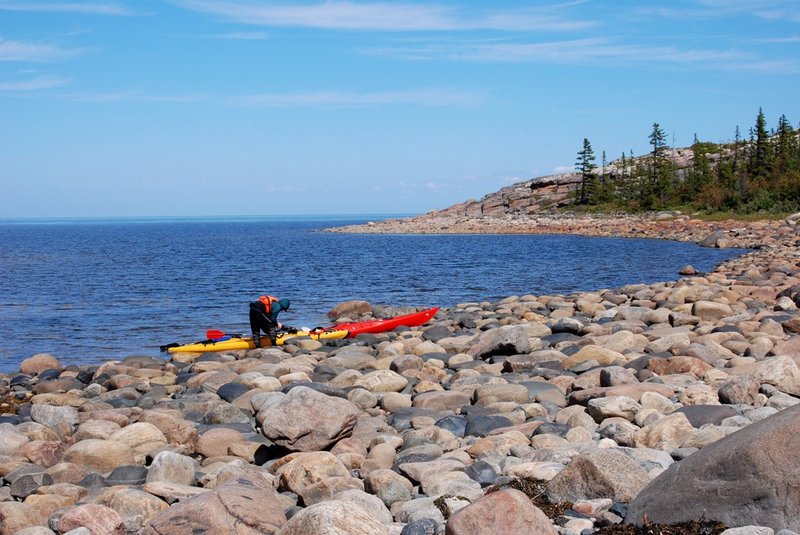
[
  {"x1": 467, "y1": 325, "x2": 531, "y2": 360},
  {"x1": 257, "y1": 386, "x2": 360, "y2": 452},
  {"x1": 626, "y1": 404, "x2": 800, "y2": 530}
]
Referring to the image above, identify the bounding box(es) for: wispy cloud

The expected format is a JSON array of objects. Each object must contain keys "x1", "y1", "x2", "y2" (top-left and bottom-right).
[
  {"x1": 0, "y1": 76, "x2": 69, "y2": 91},
  {"x1": 209, "y1": 31, "x2": 270, "y2": 40},
  {"x1": 0, "y1": 1, "x2": 134, "y2": 15},
  {"x1": 229, "y1": 88, "x2": 480, "y2": 107},
  {"x1": 366, "y1": 37, "x2": 799, "y2": 73},
  {"x1": 755, "y1": 35, "x2": 800, "y2": 44},
  {"x1": 0, "y1": 38, "x2": 80, "y2": 62},
  {"x1": 174, "y1": 0, "x2": 595, "y2": 32},
  {"x1": 63, "y1": 91, "x2": 206, "y2": 103},
  {"x1": 636, "y1": 0, "x2": 800, "y2": 23}
]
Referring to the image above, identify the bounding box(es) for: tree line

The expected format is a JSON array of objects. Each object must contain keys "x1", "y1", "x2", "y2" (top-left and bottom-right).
[{"x1": 574, "y1": 108, "x2": 800, "y2": 214}]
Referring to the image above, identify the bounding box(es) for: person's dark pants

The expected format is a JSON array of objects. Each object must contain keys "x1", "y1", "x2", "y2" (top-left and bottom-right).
[{"x1": 249, "y1": 302, "x2": 277, "y2": 343}]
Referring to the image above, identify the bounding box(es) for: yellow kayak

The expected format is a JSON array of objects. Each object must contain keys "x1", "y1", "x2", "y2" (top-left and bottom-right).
[{"x1": 166, "y1": 329, "x2": 348, "y2": 353}]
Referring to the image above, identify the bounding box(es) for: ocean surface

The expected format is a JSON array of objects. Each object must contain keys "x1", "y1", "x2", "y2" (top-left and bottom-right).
[{"x1": 0, "y1": 216, "x2": 747, "y2": 372}]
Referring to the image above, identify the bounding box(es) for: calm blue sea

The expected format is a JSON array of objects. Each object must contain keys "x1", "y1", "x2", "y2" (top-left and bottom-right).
[{"x1": 0, "y1": 216, "x2": 746, "y2": 372}]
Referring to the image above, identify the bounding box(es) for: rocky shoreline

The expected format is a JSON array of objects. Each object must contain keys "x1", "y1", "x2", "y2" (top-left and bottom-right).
[
  {"x1": 327, "y1": 211, "x2": 800, "y2": 250},
  {"x1": 1, "y1": 214, "x2": 799, "y2": 535}
]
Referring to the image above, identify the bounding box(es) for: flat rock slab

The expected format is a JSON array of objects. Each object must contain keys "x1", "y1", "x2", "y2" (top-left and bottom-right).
[
  {"x1": 142, "y1": 477, "x2": 286, "y2": 534},
  {"x1": 143, "y1": 481, "x2": 210, "y2": 502}
]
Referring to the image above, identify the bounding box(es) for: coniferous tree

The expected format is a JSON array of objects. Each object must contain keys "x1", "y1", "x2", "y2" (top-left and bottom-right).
[
  {"x1": 645, "y1": 122, "x2": 670, "y2": 209},
  {"x1": 749, "y1": 107, "x2": 772, "y2": 182},
  {"x1": 567, "y1": 110, "x2": 798, "y2": 214},
  {"x1": 575, "y1": 138, "x2": 597, "y2": 204},
  {"x1": 775, "y1": 114, "x2": 795, "y2": 174},
  {"x1": 686, "y1": 138, "x2": 713, "y2": 203}
]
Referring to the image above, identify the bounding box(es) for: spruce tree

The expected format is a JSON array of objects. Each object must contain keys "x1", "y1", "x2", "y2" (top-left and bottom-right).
[
  {"x1": 645, "y1": 123, "x2": 670, "y2": 209},
  {"x1": 775, "y1": 114, "x2": 795, "y2": 174},
  {"x1": 686, "y1": 137, "x2": 713, "y2": 203},
  {"x1": 749, "y1": 107, "x2": 772, "y2": 182},
  {"x1": 575, "y1": 138, "x2": 597, "y2": 205}
]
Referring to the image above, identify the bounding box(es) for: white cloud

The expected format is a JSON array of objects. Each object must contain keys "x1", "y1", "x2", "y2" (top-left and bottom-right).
[
  {"x1": 553, "y1": 165, "x2": 574, "y2": 174},
  {"x1": 0, "y1": 76, "x2": 69, "y2": 90},
  {"x1": 229, "y1": 88, "x2": 480, "y2": 107},
  {"x1": 0, "y1": 38, "x2": 80, "y2": 62},
  {"x1": 425, "y1": 181, "x2": 439, "y2": 190},
  {"x1": 0, "y1": 1, "x2": 134, "y2": 15},
  {"x1": 174, "y1": 0, "x2": 595, "y2": 32},
  {"x1": 63, "y1": 91, "x2": 206, "y2": 103},
  {"x1": 636, "y1": 0, "x2": 800, "y2": 23},
  {"x1": 755, "y1": 35, "x2": 800, "y2": 44},
  {"x1": 210, "y1": 31, "x2": 270, "y2": 40},
  {"x1": 366, "y1": 37, "x2": 799, "y2": 73}
]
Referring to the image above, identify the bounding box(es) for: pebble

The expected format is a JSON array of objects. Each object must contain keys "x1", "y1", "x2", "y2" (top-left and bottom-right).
[{"x1": 0, "y1": 214, "x2": 798, "y2": 532}]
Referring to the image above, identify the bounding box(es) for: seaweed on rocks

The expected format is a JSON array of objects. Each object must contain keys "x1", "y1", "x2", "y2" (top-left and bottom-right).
[
  {"x1": 595, "y1": 520, "x2": 728, "y2": 535},
  {"x1": 0, "y1": 390, "x2": 29, "y2": 414},
  {"x1": 484, "y1": 477, "x2": 573, "y2": 519},
  {"x1": 485, "y1": 478, "x2": 729, "y2": 535},
  {"x1": 432, "y1": 494, "x2": 471, "y2": 520}
]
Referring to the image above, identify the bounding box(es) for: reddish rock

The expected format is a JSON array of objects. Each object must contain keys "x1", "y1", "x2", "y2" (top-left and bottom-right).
[
  {"x1": 718, "y1": 375, "x2": 761, "y2": 405},
  {"x1": 328, "y1": 300, "x2": 372, "y2": 320},
  {"x1": 647, "y1": 356, "x2": 712, "y2": 378},
  {"x1": 58, "y1": 503, "x2": 124, "y2": 534},
  {"x1": 772, "y1": 336, "x2": 800, "y2": 358},
  {"x1": 279, "y1": 501, "x2": 387, "y2": 535},
  {"x1": 46, "y1": 462, "x2": 91, "y2": 485},
  {"x1": 19, "y1": 354, "x2": 62, "y2": 375},
  {"x1": 18, "y1": 440, "x2": 66, "y2": 467},
  {"x1": 139, "y1": 409, "x2": 198, "y2": 449},
  {"x1": 142, "y1": 477, "x2": 286, "y2": 535},
  {"x1": 195, "y1": 427, "x2": 246, "y2": 458},
  {"x1": 412, "y1": 390, "x2": 470, "y2": 410},
  {"x1": 63, "y1": 439, "x2": 135, "y2": 473},
  {"x1": 97, "y1": 487, "x2": 169, "y2": 532},
  {"x1": 0, "y1": 502, "x2": 48, "y2": 534},
  {"x1": 445, "y1": 488, "x2": 558, "y2": 535},
  {"x1": 568, "y1": 383, "x2": 674, "y2": 404}
]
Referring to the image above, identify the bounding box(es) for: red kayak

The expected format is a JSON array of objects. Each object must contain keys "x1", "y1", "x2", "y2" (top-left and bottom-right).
[{"x1": 325, "y1": 307, "x2": 439, "y2": 337}]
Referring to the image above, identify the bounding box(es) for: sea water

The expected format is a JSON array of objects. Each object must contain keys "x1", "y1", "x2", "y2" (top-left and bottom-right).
[{"x1": 0, "y1": 216, "x2": 746, "y2": 371}]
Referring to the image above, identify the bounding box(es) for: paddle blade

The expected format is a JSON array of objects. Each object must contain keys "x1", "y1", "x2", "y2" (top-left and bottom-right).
[{"x1": 206, "y1": 329, "x2": 225, "y2": 340}]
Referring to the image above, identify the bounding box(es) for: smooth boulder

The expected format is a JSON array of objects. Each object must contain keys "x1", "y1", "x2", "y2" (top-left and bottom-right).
[
  {"x1": 626, "y1": 403, "x2": 800, "y2": 530},
  {"x1": 257, "y1": 386, "x2": 360, "y2": 452},
  {"x1": 142, "y1": 477, "x2": 286, "y2": 534},
  {"x1": 445, "y1": 488, "x2": 558, "y2": 535}
]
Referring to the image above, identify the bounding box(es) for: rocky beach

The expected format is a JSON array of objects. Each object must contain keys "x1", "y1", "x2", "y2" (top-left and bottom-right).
[{"x1": 2, "y1": 212, "x2": 800, "y2": 535}]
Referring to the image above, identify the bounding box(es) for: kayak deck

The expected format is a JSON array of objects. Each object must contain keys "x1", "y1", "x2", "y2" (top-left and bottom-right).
[
  {"x1": 333, "y1": 307, "x2": 439, "y2": 336},
  {"x1": 164, "y1": 307, "x2": 438, "y2": 353},
  {"x1": 166, "y1": 329, "x2": 348, "y2": 353}
]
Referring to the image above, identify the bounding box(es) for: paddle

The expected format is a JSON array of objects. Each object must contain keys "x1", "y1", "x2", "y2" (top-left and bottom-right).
[{"x1": 206, "y1": 329, "x2": 226, "y2": 340}]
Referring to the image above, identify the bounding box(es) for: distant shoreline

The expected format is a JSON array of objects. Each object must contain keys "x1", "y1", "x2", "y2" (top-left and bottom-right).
[{"x1": 326, "y1": 211, "x2": 800, "y2": 251}]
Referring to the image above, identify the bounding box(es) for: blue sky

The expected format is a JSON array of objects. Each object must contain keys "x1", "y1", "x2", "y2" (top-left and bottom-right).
[{"x1": 1, "y1": 0, "x2": 799, "y2": 218}]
